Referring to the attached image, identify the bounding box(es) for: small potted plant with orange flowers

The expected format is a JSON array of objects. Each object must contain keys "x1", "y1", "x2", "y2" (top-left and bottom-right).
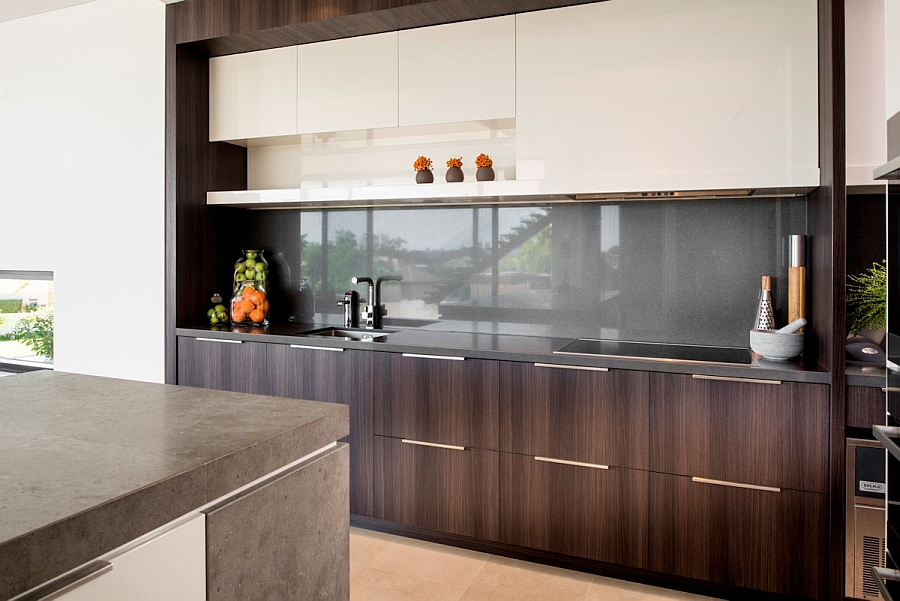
[
  {"x1": 475, "y1": 153, "x2": 495, "y2": 181},
  {"x1": 413, "y1": 156, "x2": 434, "y2": 184},
  {"x1": 445, "y1": 157, "x2": 464, "y2": 183}
]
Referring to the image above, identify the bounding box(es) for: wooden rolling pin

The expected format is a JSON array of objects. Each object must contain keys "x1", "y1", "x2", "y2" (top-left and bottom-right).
[{"x1": 788, "y1": 235, "x2": 806, "y2": 332}]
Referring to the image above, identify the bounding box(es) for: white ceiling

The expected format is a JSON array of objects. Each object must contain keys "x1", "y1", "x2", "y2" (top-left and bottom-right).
[
  {"x1": 0, "y1": 0, "x2": 183, "y2": 24},
  {"x1": 0, "y1": 0, "x2": 96, "y2": 24}
]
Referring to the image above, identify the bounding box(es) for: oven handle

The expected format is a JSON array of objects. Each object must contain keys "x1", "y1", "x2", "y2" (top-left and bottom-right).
[
  {"x1": 872, "y1": 425, "x2": 900, "y2": 463},
  {"x1": 873, "y1": 567, "x2": 900, "y2": 601}
]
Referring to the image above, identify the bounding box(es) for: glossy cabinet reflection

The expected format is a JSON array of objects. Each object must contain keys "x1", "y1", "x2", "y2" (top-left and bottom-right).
[
  {"x1": 515, "y1": 0, "x2": 819, "y2": 186},
  {"x1": 399, "y1": 16, "x2": 515, "y2": 126}
]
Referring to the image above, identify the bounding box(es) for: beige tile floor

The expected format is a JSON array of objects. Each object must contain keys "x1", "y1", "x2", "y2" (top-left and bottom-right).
[{"x1": 350, "y1": 527, "x2": 715, "y2": 601}]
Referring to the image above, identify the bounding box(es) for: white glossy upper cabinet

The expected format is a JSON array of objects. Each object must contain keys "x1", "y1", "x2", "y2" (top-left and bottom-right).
[
  {"x1": 297, "y1": 32, "x2": 399, "y2": 134},
  {"x1": 515, "y1": 0, "x2": 819, "y2": 188},
  {"x1": 399, "y1": 16, "x2": 515, "y2": 126},
  {"x1": 209, "y1": 47, "x2": 298, "y2": 142}
]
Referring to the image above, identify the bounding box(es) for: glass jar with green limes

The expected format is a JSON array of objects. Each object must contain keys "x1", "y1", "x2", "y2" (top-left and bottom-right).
[
  {"x1": 233, "y1": 250, "x2": 269, "y2": 292},
  {"x1": 206, "y1": 293, "x2": 229, "y2": 326}
]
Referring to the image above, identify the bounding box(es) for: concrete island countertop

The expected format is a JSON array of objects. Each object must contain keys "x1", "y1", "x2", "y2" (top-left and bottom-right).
[{"x1": 0, "y1": 370, "x2": 348, "y2": 600}]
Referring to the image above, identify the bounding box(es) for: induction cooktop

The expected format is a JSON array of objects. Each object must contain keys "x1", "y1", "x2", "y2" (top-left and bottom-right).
[{"x1": 554, "y1": 338, "x2": 753, "y2": 365}]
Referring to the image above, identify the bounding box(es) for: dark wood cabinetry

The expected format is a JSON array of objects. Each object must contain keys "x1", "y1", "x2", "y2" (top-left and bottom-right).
[
  {"x1": 649, "y1": 374, "x2": 829, "y2": 493},
  {"x1": 373, "y1": 353, "x2": 499, "y2": 450},
  {"x1": 267, "y1": 344, "x2": 374, "y2": 516},
  {"x1": 500, "y1": 453, "x2": 648, "y2": 568},
  {"x1": 500, "y1": 363, "x2": 649, "y2": 470},
  {"x1": 847, "y1": 384, "x2": 886, "y2": 429},
  {"x1": 176, "y1": 336, "x2": 268, "y2": 394},
  {"x1": 373, "y1": 435, "x2": 499, "y2": 541},
  {"x1": 649, "y1": 472, "x2": 826, "y2": 599}
]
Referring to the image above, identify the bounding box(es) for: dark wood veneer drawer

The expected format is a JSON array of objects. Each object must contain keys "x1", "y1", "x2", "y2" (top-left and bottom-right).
[
  {"x1": 649, "y1": 373, "x2": 829, "y2": 493},
  {"x1": 176, "y1": 336, "x2": 268, "y2": 394},
  {"x1": 649, "y1": 472, "x2": 826, "y2": 599},
  {"x1": 373, "y1": 352, "x2": 499, "y2": 450},
  {"x1": 500, "y1": 362, "x2": 649, "y2": 469},
  {"x1": 500, "y1": 452, "x2": 648, "y2": 568},
  {"x1": 373, "y1": 435, "x2": 499, "y2": 541}
]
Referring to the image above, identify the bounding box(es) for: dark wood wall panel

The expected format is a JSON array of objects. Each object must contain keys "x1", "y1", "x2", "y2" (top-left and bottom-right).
[
  {"x1": 170, "y1": 0, "x2": 603, "y2": 55},
  {"x1": 166, "y1": 42, "x2": 246, "y2": 383},
  {"x1": 810, "y1": 1, "x2": 846, "y2": 600}
]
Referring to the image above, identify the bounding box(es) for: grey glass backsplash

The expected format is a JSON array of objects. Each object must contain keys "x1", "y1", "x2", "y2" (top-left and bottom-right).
[{"x1": 232, "y1": 197, "x2": 806, "y2": 348}]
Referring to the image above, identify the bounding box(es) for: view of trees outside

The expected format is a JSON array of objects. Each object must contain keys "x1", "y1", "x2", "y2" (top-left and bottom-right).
[
  {"x1": 297, "y1": 207, "x2": 554, "y2": 320},
  {"x1": 0, "y1": 277, "x2": 54, "y2": 364}
]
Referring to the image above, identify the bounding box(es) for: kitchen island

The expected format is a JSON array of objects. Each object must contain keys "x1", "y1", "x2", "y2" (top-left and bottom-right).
[{"x1": 0, "y1": 370, "x2": 349, "y2": 601}]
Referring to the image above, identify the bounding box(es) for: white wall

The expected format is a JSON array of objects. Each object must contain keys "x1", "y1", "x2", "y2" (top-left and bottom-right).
[
  {"x1": 845, "y1": 0, "x2": 886, "y2": 185},
  {"x1": 0, "y1": 0, "x2": 166, "y2": 382},
  {"x1": 888, "y1": 0, "x2": 900, "y2": 120}
]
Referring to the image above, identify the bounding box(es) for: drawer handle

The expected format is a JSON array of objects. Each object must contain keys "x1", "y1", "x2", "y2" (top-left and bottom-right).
[
  {"x1": 290, "y1": 344, "x2": 344, "y2": 352},
  {"x1": 11, "y1": 560, "x2": 113, "y2": 601},
  {"x1": 196, "y1": 337, "x2": 242, "y2": 344},
  {"x1": 535, "y1": 456, "x2": 609, "y2": 470},
  {"x1": 691, "y1": 476, "x2": 780, "y2": 493},
  {"x1": 691, "y1": 374, "x2": 781, "y2": 385},
  {"x1": 401, "y1": 438, "x2": 465, "y2": 451},
  {"x1": 534, "y1": 363, "x2": 608, "y2": 372},
  {"x1": 401, "y1": 353, "x2": 465, "y2": 361},
  {"x1": 873, "y1": 567, "x2": 900, "y2": 601}
]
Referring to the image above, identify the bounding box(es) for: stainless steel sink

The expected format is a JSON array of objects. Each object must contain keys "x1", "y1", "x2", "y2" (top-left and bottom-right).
[{"x1": 301, "y1": 327, "x2": 396, "y2": 342}]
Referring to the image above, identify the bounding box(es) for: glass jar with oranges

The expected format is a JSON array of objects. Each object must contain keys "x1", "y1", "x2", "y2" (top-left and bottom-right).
[{"x1": 230, "y1": 280, "x2": 269, "y2": 326}]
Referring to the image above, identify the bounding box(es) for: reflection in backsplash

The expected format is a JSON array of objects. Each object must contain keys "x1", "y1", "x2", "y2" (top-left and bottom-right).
[{"x1": 231, "y1": 197, "x2": 806, "y2": 347}]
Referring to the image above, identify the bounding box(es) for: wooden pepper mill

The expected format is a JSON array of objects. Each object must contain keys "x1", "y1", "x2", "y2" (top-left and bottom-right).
[{"x1": 788, "y1": 235, "x2": 806, "y2": 332}]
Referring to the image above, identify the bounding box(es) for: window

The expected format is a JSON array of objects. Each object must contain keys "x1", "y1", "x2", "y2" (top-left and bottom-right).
[{"x1": 0, "y1": 270, "x2": 53, "y2": 370}]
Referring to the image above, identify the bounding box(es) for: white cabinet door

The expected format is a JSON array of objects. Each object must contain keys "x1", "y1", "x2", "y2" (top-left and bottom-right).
[
  {"x1": 209, "y1": 46, "x2": 298, "y2": 141},
  {"x1": 399, "y1": 16, "x2": 515, "y2": 126},
  {"x1": 49, "y1": 514, "x2": 206, "y2": 601},
  {"x1": 297, "y1": 32, "x2": 398, "y2": 134},
  {"x1": 515, "y1": 0, "x2": 819, "y2": 186}
]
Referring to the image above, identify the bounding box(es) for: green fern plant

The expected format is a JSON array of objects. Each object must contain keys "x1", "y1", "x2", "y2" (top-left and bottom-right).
[{"x1": 847, "y1": 260, "x2": 886, "y2": 333}]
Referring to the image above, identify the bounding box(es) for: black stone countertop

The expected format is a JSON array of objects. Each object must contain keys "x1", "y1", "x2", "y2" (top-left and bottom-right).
[
  {"x1": 0, "y1": 371, "x2": 348, "y2": 600},
  {"x1": 846, "y1": 362, "x2": 888, "y2": 388},
  {"x1": 177, "y1": 320, "x2": 831, "y2": 385}
]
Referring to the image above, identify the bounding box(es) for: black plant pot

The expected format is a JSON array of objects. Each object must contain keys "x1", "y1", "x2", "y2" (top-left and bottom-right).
[
  {"x1": 445, "y1": 166, "x2": 464, "y2": 183},
  {"x1": 416, "y1": 170, "x2": 434, "y2": 184},
  {"x1": 476, "y1": 166, "x2": 495, "y2": 181}
]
